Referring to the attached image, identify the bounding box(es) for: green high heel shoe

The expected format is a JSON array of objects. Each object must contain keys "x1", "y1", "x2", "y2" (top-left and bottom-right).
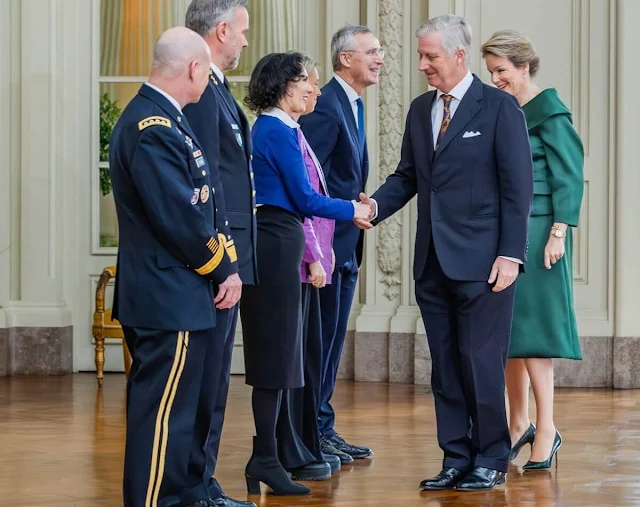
[
  {"x1": 509, "y1": 423, "x2": 536, "y2": 461},
  {"x1": 522, "y1": 430, "x2": 562, "y2": 470}
]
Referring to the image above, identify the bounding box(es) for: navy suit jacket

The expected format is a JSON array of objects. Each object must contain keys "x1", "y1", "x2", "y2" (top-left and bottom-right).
[
  {"x1": 372, "y1": 75, "x2": 533, "y2": 281},
  {"x1": 299, "y1": 77, "x2": 369, "y2": 266},
  {"x1": 109, "y1": 84, "x2": 237, "y2": 331},
  {"x1": 184, "y1": 70, "x2": 258, "y2": 285}
]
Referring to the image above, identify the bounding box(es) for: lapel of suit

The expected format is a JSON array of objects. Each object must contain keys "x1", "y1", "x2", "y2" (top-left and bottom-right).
[
  {"x1": 434, "y1": 76, "x2": 483, "y2": 160},
  {"x1": 210, "y1": 71, "x2": 241, "y2": 126},
  {"x1": 420, "y1": 91, "x2": 437, "y2": 163},
  {"x1": 331, "y1": 79, "x2": 362, "y2": 163}
]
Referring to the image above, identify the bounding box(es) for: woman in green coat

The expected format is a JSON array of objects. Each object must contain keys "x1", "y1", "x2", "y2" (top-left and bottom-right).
[{"x1": 481, "y1": 30, "x2": 584, "y2": 471}]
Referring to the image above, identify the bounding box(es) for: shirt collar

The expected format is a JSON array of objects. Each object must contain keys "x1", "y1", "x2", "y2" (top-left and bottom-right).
[
  {"x1": 210, "y1": 62, "x2": 224, "y2": 83},
  {"x1": 262, "y1": 107, "x2": 300, "y2": 128},
  {"x1": 143, "y1": 82, "x2": 182, "y2": 113},
  {"x1": 334, "y1": 74, "x2": 360, "y2": 103},
  {"x1": 436, "y1": 71, "x2": 473, "y2": 102}
]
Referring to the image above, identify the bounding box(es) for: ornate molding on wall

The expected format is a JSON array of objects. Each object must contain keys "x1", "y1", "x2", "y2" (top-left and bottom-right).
[{"x1": 377, "y1": 0, "x2": 404, "y2": 301}]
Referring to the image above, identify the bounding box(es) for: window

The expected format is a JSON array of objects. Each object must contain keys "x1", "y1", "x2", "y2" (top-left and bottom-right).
[{"x1": 94, "y1": 0, "x2": 303, "y2": 252}]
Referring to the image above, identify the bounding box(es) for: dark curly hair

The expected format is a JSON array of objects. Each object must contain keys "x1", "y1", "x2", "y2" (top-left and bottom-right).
[{"x1": 244, "y1": 52, "x2": 306, "y2": 114}]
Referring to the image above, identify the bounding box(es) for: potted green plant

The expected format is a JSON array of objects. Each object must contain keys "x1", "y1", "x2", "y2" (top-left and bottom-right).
[{"x1": 99, "y1": 92, "x2": 121, "y2": 196}]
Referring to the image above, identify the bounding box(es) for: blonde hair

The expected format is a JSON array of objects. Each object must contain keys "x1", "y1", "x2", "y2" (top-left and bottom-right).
[{"x1": 481, "y1": 29, "x2": 539, "y2": 77}]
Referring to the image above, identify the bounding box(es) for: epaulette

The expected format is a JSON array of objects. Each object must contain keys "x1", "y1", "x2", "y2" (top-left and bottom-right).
[{"x1": 138, "y1": 116, "x2": 172, "y2": 131}]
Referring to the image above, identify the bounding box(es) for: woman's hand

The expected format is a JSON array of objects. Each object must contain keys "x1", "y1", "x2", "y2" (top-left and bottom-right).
[
  {"x1": 544, "y1": 236, "x2": 565, "y2": 269},
  {"x1": 308, "y1": 260, "x2": 327, "y2": 288}
]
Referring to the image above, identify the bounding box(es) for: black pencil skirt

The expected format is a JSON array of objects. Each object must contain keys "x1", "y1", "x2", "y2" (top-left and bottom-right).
[{"x1": 240, "y1": 205, "x2": 305, "y2": 389}]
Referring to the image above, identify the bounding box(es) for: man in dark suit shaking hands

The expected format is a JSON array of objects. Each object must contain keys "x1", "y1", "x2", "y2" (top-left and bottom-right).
[
  {"x1": 362, "y1": 15, "x2": 533, "y2": 491},
  {"x1": 299, "y1": 25, "x2": 384, "y2": 462}
]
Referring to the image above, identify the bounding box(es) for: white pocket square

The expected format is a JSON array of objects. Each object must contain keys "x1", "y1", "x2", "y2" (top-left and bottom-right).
[{"x1": 462, "y1": 131, "x2": 481, "y2": 138}]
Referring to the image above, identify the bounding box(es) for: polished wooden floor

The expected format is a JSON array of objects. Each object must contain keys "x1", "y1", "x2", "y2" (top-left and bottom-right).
[{"x1": 0, "y1": 374, "x2": 639, "y2": 506}]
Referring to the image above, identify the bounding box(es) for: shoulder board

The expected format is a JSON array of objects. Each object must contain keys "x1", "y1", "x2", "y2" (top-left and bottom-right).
[{"x1": 138, "y1": 116, "x2": 172, "y2": 131}]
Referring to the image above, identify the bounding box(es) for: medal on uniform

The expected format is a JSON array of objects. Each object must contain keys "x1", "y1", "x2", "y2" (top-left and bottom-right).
[
  {"x1": 185, "y1": 135, "x2": 193, "y2": 148},
  {"x1": 191, "y1": 188, "x2": 200, "y2": 205},
  {"x1": 235, "y1": 132, "x2": 243, "y2": 146},
  {"x1": 193, "y1": 149, "x2": 202, "y2": 158},
  {"x1": 196, "y1": 156, "x2": 205, "y2": 168},
  {"x1": 200, "y1": 185, "x2": 210, "y2": 204}
]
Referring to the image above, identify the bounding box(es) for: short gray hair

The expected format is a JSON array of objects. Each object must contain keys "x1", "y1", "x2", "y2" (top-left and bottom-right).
[
  {"x1": 416, "y1": 14, "x2": 472, "y2": 65},
  {"x1": 331, "y1": 24, "x2": 373, "y2": 71},
  {"x1": 299, "y1": 51, "x2": 318, "y2": 74},
  {"x1": 185, "y1": 0, "x2": 248, "y2": 36}
]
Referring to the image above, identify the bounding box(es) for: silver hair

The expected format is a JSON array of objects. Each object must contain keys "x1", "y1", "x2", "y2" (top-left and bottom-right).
[
  {"x1": 330, "y1": 24, "x2": 373, "y2": 71},
  {"x1": 185, "y1": 0, "x2": 248, "y2": 36},
  {"x1": 299, "y1": 51, "x2": 318, "y2": 74},
  {"x1": 416, "y1": 14, "x2": 472, "y2": 65}
]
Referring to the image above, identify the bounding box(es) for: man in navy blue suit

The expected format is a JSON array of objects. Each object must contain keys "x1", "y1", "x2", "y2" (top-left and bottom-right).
[
  {"x1": 299, "y1": 24, "x2": 383, "y2": 463},
  {"x1": 363, "y1": 15, "x2": 533, "y2": 491},
  {"x1": 183, "y1": 1, "x2": 257, "y2": 506},
  {"x1": 109, "y1": 27, "x2": 242, "y2": 507}
]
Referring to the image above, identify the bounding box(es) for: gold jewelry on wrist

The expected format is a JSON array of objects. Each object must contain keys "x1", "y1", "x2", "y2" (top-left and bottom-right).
[{"x1": 550, "y1": 225, "x2": 566, "y2": 239}]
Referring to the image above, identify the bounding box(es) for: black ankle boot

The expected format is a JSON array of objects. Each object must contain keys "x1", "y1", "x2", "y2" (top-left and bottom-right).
[{"x1": 245, "y1": 437, "x2": 311, "y2": 496}]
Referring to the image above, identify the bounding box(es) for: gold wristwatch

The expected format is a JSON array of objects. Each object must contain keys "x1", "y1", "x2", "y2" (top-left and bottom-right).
[{"x1": 550, "y1": 225, "x2": 566, "y2": 239}]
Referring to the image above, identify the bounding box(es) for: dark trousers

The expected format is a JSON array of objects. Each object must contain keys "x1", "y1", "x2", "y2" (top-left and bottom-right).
[
  {"x1": 318, "y1": 252, "x2": 359, "y2": 438},
  {"x1": 277, "y1": 283, "x2": 324, "y2": 466},
  {"x1": 415, "y1": 241, "x2": 514, "y2": 473},
  {"x1": 205, "y1": 305, "x2": 238, "y2": 499},
  {"x1": 123, "y1": 325, "x2": 225, "y2": 507}
]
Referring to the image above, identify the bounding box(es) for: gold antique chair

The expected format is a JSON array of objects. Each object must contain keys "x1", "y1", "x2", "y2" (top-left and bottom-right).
[{"x1": 92, "y1": 265, "x2": 132, "y2": 387}]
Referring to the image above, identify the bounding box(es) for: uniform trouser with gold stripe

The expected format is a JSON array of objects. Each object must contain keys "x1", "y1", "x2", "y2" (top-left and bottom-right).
[{"x1": 122, "y1": 326, "x2": 225, "y2": 507}]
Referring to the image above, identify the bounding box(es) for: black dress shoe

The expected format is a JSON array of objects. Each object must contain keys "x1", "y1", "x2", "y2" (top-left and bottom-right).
[
  {"x1": 322, "y1": 452, "x2": 341, "y2": 473},
  {"x1": 211, "y1": 496, "x2": 257, "y2": 507},
  {"x1": 185, "y1": 501, "x2": 214, "y2": 507},
  {"x1": 320, "y1": 435, "x2": 354, "y2": 464},
  {"x1": 286, "y1": 460, "x2": 331, "y2": 481},
  {"x1": 419, "y1": 467, "x2": 465, "y2": 490},
  {"x1": 329, "y1": 433, "x2": 373, "y2": 459},
  {"x1": 455, "y1": 467, "x2": 506, "y2": 491}
]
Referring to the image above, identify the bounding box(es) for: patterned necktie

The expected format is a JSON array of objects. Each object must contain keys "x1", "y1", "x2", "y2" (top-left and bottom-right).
[{"x1": 435, "y1": 94, "x2": 453, "y2": 151}]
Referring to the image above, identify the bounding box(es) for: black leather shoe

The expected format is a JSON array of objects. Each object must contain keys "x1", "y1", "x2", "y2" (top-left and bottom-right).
[
  {"x1": 329, "y1": 433, "x2": 373, "y2": 459},
  {"x1": 211, "y1": 496, "x2": 257, "y2": 507},
  {"x1": 286, "y1": 460, "x2": 331, "y2": 481},
  {"x1": 455, "y1": 467, "x2": 506, "y2": 491},
  {"x1": 322, "y1": 452, "x2": 341, "y2": 473},
  {"x1": 419, "y1": 467, "x2": 465, "y2": 490},
  {"x1": 185, "y1": 501, "x2": 214, "y2": 507},
  {"x1": 320, "y1": 435, "x2": 354, "y2": 464}
]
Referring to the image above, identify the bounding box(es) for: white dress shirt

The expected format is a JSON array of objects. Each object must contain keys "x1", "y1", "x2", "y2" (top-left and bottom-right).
[
  {"x1": 144, "y1": 82, "x2": 182, "y2": 113},
  {"x1": 210, "y1": 62, "x2": 224, "y2": 83},
  {"x1": 431, "y1": 71, "x2": 473, "y2": 148}
]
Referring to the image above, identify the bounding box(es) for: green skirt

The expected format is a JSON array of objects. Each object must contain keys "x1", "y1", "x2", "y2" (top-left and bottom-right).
[{"x1": 509, "y1": 214, "x2": 582, "y2": 359}]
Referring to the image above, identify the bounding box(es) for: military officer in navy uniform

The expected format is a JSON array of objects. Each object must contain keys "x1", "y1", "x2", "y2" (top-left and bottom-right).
[
  {"x1": 109, "y1": 27, "x2": 242, "y2": 507},
  {"x1": 184, "y1": 2, "x2": 258, "y2": 506}
]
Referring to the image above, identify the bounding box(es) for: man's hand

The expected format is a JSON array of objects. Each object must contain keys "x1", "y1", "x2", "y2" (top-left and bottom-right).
[
  {"x1": 353, "y1": 192, "x2": 375, "y2": 230},
  {"x1": 214, "y1": 273, "x2": 242, "y2": 309},
  {"x1": 487, "y1": 257, "x2": 519, "y2": 292}
]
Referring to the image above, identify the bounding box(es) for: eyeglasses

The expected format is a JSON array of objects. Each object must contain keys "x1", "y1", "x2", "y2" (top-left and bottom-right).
[{"x1": 345, "y1": 48, "x2": 385, "y2": 58}]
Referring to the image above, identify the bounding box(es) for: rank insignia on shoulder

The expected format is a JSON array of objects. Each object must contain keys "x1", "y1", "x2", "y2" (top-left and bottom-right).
[
  {"x1": 138, "y1": 116, "x2": 171, "y2": 131},
  {"x1": 191, "y1": 188, "x2": 200, "y2": 205},
  {"x1": 193, "y1": 149, "x2": 202, "y2": 158},
  {"x1": 200, "y1": 185, "x2": 210, "y2": 204}
]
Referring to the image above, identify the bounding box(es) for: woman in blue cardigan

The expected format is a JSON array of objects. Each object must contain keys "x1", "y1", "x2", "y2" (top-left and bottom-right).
[{"x1": 239, "y1": 52, "x2": 372, "y2": 496}]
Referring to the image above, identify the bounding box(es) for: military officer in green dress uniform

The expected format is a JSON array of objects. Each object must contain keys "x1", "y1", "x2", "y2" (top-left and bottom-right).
[{"x1": 482, "y1": 29, "x2": 584, "y2": 471}]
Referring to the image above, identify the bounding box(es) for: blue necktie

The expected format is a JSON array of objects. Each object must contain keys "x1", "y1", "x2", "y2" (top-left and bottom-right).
[{"x1": 356, "y1": 97, "x2": 365, "y2": 147}]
